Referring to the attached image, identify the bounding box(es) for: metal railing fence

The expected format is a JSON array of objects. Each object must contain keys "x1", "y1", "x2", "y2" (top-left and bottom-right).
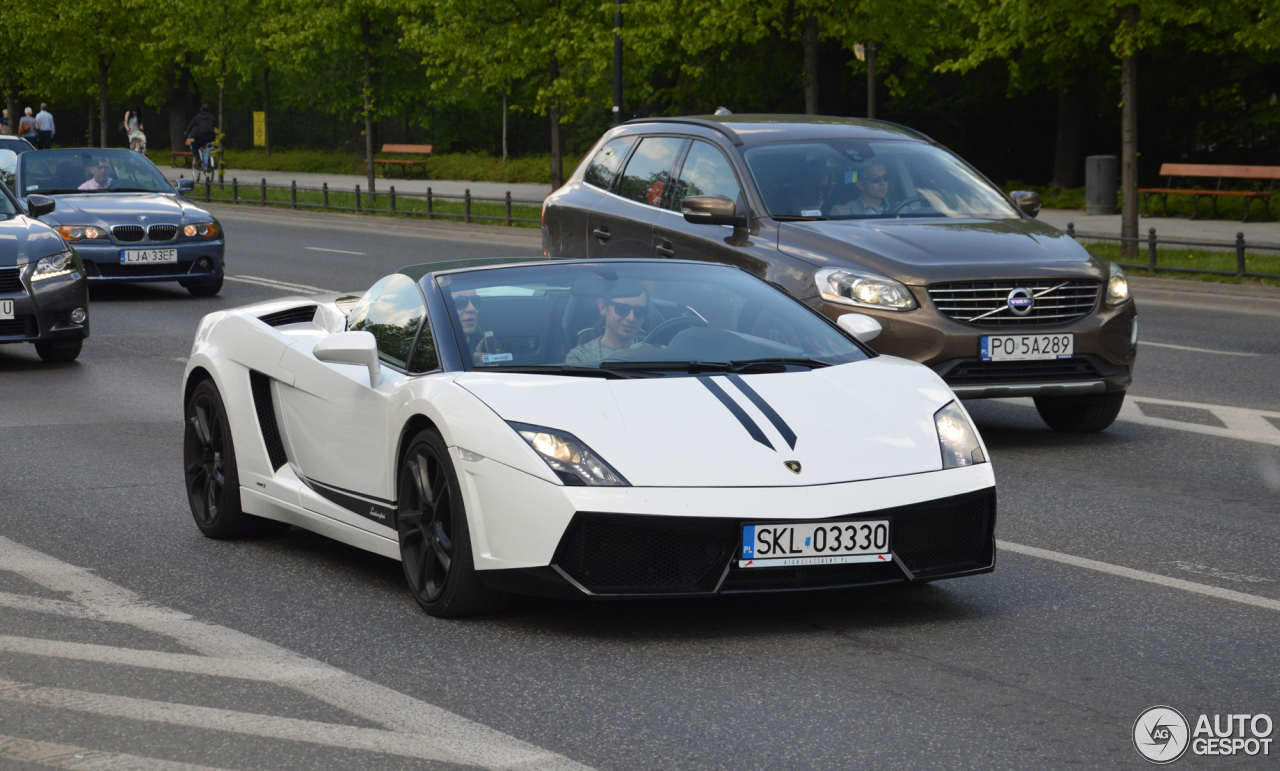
[
  {"x1": 185, "y1": 177, "x2": 542, "y2": 227},
  {"x1": 1065, "y1": 222, "x2": 1280, "y2": 280}
]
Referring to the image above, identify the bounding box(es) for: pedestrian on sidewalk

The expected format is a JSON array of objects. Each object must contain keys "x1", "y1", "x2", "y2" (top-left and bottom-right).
[
  {"x1": 1, "y1": 109, "x2": 9, "y2": 135},
  {"x1": 34, "y1": 103, "x2": 55, "y2": 150},
  {"x1": 18, "y1": 109, "x2": 38, "y2": 144}
]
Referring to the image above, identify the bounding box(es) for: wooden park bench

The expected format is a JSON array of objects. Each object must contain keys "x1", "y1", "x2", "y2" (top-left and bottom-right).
[
  {"x1": 373, "y1": 144, "x2": 433, "y2": 179},
  {"x1": 171, "y1": 150, "x2": 193, "y2": 168},
  {"x1": 1140, "y1": 163, "x2": 1280, "y2": 222}
]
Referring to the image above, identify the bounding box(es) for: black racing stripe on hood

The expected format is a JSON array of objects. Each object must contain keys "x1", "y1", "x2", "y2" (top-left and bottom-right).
[
  {"x1": 697, "y1": 376, "x2": 774, "y2": 451},
  {"x1": 726, "y1": 374, "x2": 797, "y2": 451}
]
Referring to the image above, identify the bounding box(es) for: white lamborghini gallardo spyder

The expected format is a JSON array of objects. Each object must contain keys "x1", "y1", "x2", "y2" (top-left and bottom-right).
[{"x1": 182, "y1": 258, "x2": 996, "y2": 616}]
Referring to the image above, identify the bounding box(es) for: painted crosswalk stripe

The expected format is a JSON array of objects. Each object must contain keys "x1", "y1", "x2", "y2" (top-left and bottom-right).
[
  {"x1": 0, "y1": 734, "x2": 234, "y2": 771},
  {"x1": 1139, "y1": 340, "x2": 1262, "y2": 356},
  {"x1": 994, "y1": 395, "x2": 1280, "y2": 447}
]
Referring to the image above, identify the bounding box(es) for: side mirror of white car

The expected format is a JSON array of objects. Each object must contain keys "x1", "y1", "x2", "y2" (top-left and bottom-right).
[
  {"x1": 837, "y1": 313, "x2": 882, "y2": 343},
  {"x1": 313, "y1": 331, "x2": 381, "y2": 387}
]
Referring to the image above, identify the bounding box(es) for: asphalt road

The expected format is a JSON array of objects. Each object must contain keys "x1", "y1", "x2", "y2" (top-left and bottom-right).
[{"x1": 1, "y1": 208, "x2": 1277, "y2": 770}]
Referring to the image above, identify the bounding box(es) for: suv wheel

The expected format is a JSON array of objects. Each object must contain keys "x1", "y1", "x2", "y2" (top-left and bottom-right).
[{"x1": 1034, "y1": 391, "x2": 1125, "y2": 433}]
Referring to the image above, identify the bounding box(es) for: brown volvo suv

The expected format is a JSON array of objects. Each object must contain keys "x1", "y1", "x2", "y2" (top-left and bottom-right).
[{"x1": 541, "y1": 115, "x2": 1137, "y2": 432}]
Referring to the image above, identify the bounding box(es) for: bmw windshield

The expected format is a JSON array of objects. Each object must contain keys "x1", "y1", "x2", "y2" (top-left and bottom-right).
[
  {"x1": 434, "y1": 261, "x2": 869, "y2": 376},
  {"x1": 18, "y1": 149, "x2": 175, "y2": 195},
  {"x1": 741, "y1": 140, "x2": 1019, "y2": 221}
]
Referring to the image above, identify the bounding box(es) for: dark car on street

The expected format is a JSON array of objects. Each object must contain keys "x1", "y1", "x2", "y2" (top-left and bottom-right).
[
  {"x1": 541, "y1": 115, "x2": 1138, "y2": 433},
  {"x1": 2, "y1": 148, "x2": 224, "y2": 296},
  {"x1": 0, "y1": 181, "x2": 89, "y2": 361}
]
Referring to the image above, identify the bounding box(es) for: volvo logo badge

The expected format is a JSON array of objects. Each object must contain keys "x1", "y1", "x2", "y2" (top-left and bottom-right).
[
  {"x1": 1007, "y1": 287, "x2": 1034, "y2": 316},
  {"x1": 784, "y1": 460, "x2": 802, "y2": 474},
  {"x1": 137, "y1": 215, "x2": 148, "y2": 222}
]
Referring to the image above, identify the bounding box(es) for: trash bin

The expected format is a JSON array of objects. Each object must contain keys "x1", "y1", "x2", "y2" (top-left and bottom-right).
[{"x1": 1085, "y1": 155, "x2": 1118, "y2": 215}]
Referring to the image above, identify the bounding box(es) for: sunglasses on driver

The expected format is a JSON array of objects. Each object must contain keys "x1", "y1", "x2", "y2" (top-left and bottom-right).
[
  {"x1": 452, "y1": 294, "x2": 481, "y2": 311},
  {"x1": 863, "y1": 174, "x2": 889, "y2": 184},
  {"x1": 607, "y1": 300, "x2": 649, "y2": 320}
]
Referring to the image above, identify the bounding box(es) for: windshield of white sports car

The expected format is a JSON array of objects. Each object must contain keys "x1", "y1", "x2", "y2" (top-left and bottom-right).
[
  {"x1": 741, "y1": 139, "x2": 1019, "y2": 221},
  {"x1": 18, "y1": 149, "x2": 175, "y2": 195},
  {"x1": 434, "y1": 261, "x2": 869, "y2": 376}
]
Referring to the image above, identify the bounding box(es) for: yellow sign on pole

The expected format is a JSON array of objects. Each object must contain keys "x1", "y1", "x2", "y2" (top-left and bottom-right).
[{"x1": 252, "y1": 111, "x2": 265, "y2": 147}]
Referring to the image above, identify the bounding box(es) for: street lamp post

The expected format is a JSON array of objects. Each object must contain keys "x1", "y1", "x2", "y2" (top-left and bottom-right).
[
  {"x1": 613, "y1": 0, "x2": 623, "y2": 125},
  {"x1": 866, "y1": 42, "x2": 877, "y2": 120}
]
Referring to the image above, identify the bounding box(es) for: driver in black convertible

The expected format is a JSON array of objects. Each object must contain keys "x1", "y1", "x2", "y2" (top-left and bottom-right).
[{"x1": 565, "y1": 279, "x2": 653, "y2": 363}]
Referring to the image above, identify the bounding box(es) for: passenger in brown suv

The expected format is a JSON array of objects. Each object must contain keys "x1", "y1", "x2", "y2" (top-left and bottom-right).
[{"x1": 541, "y1": 114, "x2": 1137, "y2": 433}]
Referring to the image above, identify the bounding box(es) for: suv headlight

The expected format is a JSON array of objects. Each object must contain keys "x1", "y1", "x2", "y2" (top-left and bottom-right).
[
  {"x1": 935, "y1": 401, "x2": 986, "y2": 469},
  {"x1": 1106, "y1": 261, "x2": 1131, "y2": 306},
  {"x1": 54, "y1": 226, "x2": 106, "y2": 241},
  {"x1": 183, "y1": 222, "x2": 220, "y2": 238},
  {"x1": 815, "y1": 267, "x2": 917, "y2": 311},
  {"x1": 510, "y1": 422, "x2": 628, "y2": 486},
  {"x1": 31, "y1": 250, "x2": 75, "y2": 282}
]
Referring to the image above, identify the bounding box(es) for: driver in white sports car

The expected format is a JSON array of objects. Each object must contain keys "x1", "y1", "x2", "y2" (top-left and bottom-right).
[{"x1": 564, "y1": 279, "x2": 652, "y2": 363}]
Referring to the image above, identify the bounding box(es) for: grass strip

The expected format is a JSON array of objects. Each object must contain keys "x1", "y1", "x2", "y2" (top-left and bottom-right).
[
  {"x1": 190, "y1": 182, "x2": 542, "y2": 229},
  {"x1": 1081, "y1": 241, "x2": 1280, "y2": 287}
]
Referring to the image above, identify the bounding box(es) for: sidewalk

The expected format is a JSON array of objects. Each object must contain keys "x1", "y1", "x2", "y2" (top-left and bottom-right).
[
  {"x1": 161, "y1": 167, "x2": 553, "y2": 203},
  {"x1": 1039, "y1": 208, "x2": 1280, "y2": 246}
]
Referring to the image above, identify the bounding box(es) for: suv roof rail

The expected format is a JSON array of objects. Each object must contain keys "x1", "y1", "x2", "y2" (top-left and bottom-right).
[{"x1": 621, "y1": 117, "x2": 744, "y2": 146}]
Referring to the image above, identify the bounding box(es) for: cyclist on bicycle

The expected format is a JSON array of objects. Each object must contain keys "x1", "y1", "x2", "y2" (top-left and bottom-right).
[{"x1": 184, "y1": 104, "x2": 217, "y2": 166}]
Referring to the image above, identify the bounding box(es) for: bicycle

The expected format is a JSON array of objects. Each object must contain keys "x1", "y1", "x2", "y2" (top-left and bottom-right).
[{"x1": 191, "y1": 139, "x2": 218, "y2": 185}]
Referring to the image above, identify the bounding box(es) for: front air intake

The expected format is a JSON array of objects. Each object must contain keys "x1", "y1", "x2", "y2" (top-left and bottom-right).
[{"x1": 259, "y1": 305, "x2": 317, "y2": 327}]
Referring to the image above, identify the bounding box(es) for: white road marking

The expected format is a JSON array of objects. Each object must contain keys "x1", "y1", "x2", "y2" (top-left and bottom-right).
[
  {"x1": 999, "y1": 540, "x2": 1280, "y2": 612},
  {"x1": 225, "y1": 274, "x2": 337, "y2": 294},
  {"x1": 0, "y1": 680, "x2": 462, "y2": 763},
  {"x1": 0, "y1": 734, "x2": 234, "y2": 771},
  {"x1": 993, "y1": 395, "x2": 1280, "y2": 447},
  {"x1": 0, "y1": 591, "x2": 103, "y2": 620},
  {"x1": 1139, "y1": 340, "x2": 1262, "y2": 356},
  {"x1": 0, "y1": 536, "x2": 593, "y2": 771},
  {"x1": 305, "y1": 246, "x2": 366, "y2": 255},
  {"x1": 1163, "y1": 561, "x2": 1274, "y2": 585}
]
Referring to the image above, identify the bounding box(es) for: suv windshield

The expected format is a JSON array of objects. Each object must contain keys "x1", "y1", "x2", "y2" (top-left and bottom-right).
[
  {"x1": 434, "y1": 261, "x2": 868, "y2": 375},
  {"x1": 741, "y1": 139, "x2": 1019, "y2": 221},
  {"x1": 18, "y1": 149, "x2": 175, "y2": 195}
]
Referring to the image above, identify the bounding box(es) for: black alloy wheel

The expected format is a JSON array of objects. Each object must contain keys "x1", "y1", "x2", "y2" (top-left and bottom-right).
[
  {"x1": 184, "y1": 379, "x2": 288, "y2": 538},
  {"x1": 1034, "y1": 390, "x2": 1126, "y2": 433},
  {"x1": 397, "y1": 429, "x2": 505, "y2": 617}
]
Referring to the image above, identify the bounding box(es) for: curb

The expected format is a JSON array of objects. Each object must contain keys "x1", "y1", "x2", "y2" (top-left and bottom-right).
[{"x1": 1130, "y1": 276, "x2": 1280, "y2": 316}]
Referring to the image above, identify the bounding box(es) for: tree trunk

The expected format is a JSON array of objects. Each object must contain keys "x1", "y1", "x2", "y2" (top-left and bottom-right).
[
  {"x1": 362, "y1": 16, "x2": 375, "y2": 197},
  {"x1": 4, "y1": 74, "x2": 15, "y2": 137},
  {"x1": 866, "y1": 43, "x2": 878, "y2": 119},
  {"x1": 502, "y1": 92, "x2": 508, "y2": 164},
  {"x1": 1052, "y1": 81, "x2": 1084, "y2": 189},
  {"x1": 98, "y1": 56, "x2": 110, "y2": 149},
  {"x1": 1120, "y1": 6, "x2": 1139, "y2": 259},
  {"x1": 218, "y1": 77, "x2": 225, "y2": 181},
  {"x1": 263, "y1": 66, "x2": 271, "y2": 157},
  {"x1": 549, "y1": 56, "x2": 562, "y2": 189},
  {"x1": 166, "y1": 56, "x2": 195, "y2": 153},
  {"x1": 802, "y1": 16, "x2": 819, "y2": 115},
  {"x1": 87, "y1": 97, "x2": 95, "y2": 148}
]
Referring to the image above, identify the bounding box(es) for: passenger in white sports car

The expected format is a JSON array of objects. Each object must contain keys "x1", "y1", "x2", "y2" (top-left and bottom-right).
[
  {"x1": 564, "y1": 279, "x2": 651, "y2": 363},
  {"x1": 452, "y1": 288, "x2": 503, "y2": 362}
]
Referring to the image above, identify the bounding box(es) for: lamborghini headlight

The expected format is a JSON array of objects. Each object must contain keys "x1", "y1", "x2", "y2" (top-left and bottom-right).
[
  {"x1": 54, "y1": 226, "x2": 106, "y2": 241},
  {"x1": 814, "y1": 267, "x2": 917, "y2": 311},
  {"x1": 510, "y1": 422, "x2": 628, "y2": 486},
  {"x1": 935, "y1": 401, "x2": 986, "y2": 469},
  {"x1": 1106, "y1": 261, "x2": 1130, "y2": 306},
  {"x1": 31, "y1": 250, "x2": 75, "y2": 282},
  {"x1": 183, "y1": 222, "x2": 220, "y2": 238}
]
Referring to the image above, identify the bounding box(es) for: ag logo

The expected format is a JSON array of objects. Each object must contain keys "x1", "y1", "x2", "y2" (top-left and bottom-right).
[
  {"x1": 1134, "y1": 706, "x2": 1190, "y2": 764},
  {"x1": 783, "y1": 460, "x2": 802, "y2": 474}
]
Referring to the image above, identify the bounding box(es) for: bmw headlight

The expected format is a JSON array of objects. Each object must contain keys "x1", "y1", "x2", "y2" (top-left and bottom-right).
[
  {"x1": 935, "y1": 401, "x2": 986, "y2": 469},
  {"x1": 814, "y1": 267, "x2": 917, "y2": 311},
  {"x1": 183, "y1": 222, "x2": 220, "y2": 238},
  {"x1": 510, "y1": 422, "x2": 628, "y2": 486},
  {"x1": 54, "y1": 226, "x2": 106, "y2": 241},
  {"x1": 31, "y1": 250, "x2": 75, "y2": 282},
  {"x1": 1106, "y1": 261, "x2": 1131, "y2": 306}
]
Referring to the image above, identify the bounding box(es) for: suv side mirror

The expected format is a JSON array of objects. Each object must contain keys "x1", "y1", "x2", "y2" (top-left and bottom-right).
[
  {"x1": 313, "y1": 331, "x2": 382, "y2": 387},
  {"x1": 682, "y1": 195, "x2": 746, "y2": 228},
  {"x1": 1010, "y1": 190, "x2": 1041, "y2": 218},
  {"x1": 175, "y1": 178, "x2": 196, "y2": 194},
  {"x1": 836, "y1": 313, "x2": 882, "y2": 343},
  {"x1": 26, "y1": 194, "x2": 55, "y2": 218}
]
